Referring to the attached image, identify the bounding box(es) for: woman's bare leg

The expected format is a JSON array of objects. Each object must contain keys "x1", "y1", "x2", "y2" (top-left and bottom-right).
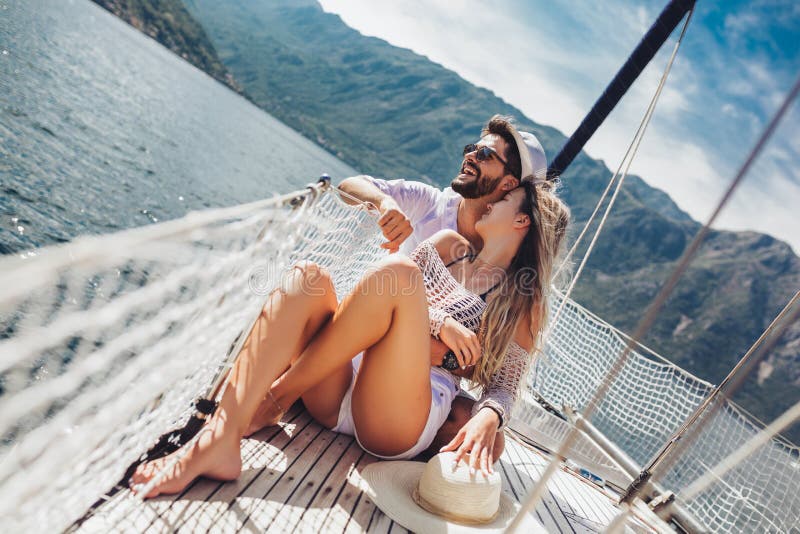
[
  {"x1": 268, "y1": 256, "x2": 432, "y2": 453},
  {"x1": 245, "y1": 263, "x2": 344, "y2": 435},
  {"x1": 130, "y1": 262, "x2": 338, "y2": 498}
]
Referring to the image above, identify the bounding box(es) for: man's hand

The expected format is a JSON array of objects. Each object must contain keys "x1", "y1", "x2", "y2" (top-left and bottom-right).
[
  {"x1": 338, "y1": 177, "x2": 413, "y2": 253},
  {"x1": 439, "y1": 408, "x2": 501, "y2": 476},
  {"x1": 378, "y1": 197, "x2": 413, "y2": 253}
]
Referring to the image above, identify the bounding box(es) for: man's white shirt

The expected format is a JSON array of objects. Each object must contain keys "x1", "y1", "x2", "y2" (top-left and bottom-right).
[{"x1": 365, "y1": 176, "x2": 461, "y2": 255}]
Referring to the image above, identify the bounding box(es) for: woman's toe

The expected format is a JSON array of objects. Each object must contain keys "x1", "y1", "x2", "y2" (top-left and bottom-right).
[
  {"x1": 129, "y1": 469, "x2": 144, "y2": 486},
  {"x1": 130, "y1": 459, "x2": 162, "y2": 487}
]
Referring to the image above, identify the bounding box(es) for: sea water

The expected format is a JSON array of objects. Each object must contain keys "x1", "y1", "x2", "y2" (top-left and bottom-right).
[{"x1": 0, "y1": 0, "x2": 357, "y2": 256}]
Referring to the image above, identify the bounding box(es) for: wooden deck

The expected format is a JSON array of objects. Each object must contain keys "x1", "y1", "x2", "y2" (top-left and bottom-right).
[{"x1": 75, "y1": 404, "x2": 671, "y2": 533}]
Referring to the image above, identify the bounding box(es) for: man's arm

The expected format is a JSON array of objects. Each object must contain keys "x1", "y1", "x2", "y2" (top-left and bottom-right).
[
  {"x1": 338, "y1": 175, "x2": 413, "y2": 253},
  {"x1": 338, "y1": 175, "x2": 391, "y2": 208}
]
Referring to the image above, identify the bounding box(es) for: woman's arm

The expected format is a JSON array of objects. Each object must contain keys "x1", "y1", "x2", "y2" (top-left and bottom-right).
[
  {"x1": 410, "y1": 234, "x2": 481, "y2": 367},
  {"x1": 470, "y1": 340, "x2": 531, "y2": 429},
  {"x1": 439, "y1": 314, "x2": 536, "y2": 475},
  {"x1": 408, "y1": 239, "x2": 453, "y2": 337}
]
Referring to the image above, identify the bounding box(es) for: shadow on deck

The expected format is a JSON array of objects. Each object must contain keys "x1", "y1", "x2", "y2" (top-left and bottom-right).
[{"x1": 74, "y1": 404, "x2": 669, "y2": 533}]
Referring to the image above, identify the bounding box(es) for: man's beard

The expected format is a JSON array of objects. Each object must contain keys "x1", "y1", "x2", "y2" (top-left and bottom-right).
[{"x1": 451, "y1": 167, "x2": 502, "y2": 199}]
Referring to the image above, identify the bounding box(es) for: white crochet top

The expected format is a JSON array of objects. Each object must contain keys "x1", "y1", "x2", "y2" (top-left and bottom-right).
[{"x1": 410, "y1": 240, "x2": 531, "y2": 430}]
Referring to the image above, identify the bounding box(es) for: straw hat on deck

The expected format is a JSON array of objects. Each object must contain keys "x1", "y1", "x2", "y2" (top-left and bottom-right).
[{"x1": 361, "y1": 451, "x2": 545, "y2": 533}]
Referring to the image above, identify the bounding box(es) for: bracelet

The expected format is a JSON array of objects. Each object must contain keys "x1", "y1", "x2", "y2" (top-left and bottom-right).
[{"x1": 480, "y1": 404, "x2": 504, "y2": 428}]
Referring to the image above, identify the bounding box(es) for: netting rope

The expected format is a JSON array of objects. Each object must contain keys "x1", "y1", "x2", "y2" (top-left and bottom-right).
[
  {"x1": 0, "y1": 182, "x2": 797, "y2": 533},
  {"x1": 0, "y1": 181, "x2": 385, "y2": 531},
  {"x1": 523, "y1": 292, "x2": 800, "y2": 533}
]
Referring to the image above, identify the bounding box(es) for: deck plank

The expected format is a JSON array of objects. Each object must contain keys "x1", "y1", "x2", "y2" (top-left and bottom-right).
[
  {"x1": 502, "y1": 437, "x2": 577, "y2": 534},
  {"x1": 172, "y1": 410, "x2": 316, "y2": 533},
  {"x1": 507, "y1": 437, "x2": 580, "y2": 532},
  {"x1": 265, "y1": 431, "x2": 353, "y2": 531},
  {"x1": 73, "y1": 408, "x2": 302, "y2": 534},
  {"x1": 77, "y1": 408, "x2": 671, "y2": 533},
  {"x1": 162, "y1": 431, "x2": 283, "y2": 532},
  {"x1": 558, "y1": 464, "x2": 623, "y2": 528},
  {"x1": 507, "y1": 436, "x2": 610, "y2": 532},
  {"x1": 74, "y1": 489, "x2": 166, "y2": 533},
  {"x1": 497, "y1": 452, "x2": 551, "y2": 527},
  {"x1": 505, "y1": 435, "x2": 651, "y2": 534},
  {"x1": 176, "y1": 403, "x2": 306, "y2": 507},
  {"x1": 369, "y1": 504, "x2": 404, "y2": 534},
  {"x1": 299, "y1": 439, "x2": 365, "y2": 531},
  {"x1": 209, "y1": 420, "x2": 327, "y2": 532},
  {"x1": 237, "y1": 421, "x2": 332, "y2": 530},
  {"x1": 513, "y1": 446, "x2": 590, "y2": 533},
  {"x1": 340, "y1": 450, "x2": 381, "y2": 533}
]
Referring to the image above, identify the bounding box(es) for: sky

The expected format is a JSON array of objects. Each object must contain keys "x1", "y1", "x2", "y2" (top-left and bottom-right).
[{"x1": 319, "y1": 0, "x2": 800, "y2": 253}]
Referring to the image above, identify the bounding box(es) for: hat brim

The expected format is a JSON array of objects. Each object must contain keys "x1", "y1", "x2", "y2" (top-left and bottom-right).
[{"x1": 361, "y1": 461, "x2": 546, "y2": 534}]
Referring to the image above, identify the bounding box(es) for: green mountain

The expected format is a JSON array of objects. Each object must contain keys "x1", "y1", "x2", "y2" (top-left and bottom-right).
[
  {"x1": 117, "y1": 0, "x2": 799, "y2": 442},
  {"x1": 90, "y1": 0, "x2": 239, "y2": 91}
]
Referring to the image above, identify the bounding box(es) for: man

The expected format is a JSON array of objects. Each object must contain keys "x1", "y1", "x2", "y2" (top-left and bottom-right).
[
  {"x1": 339, "y1": 115, "x2": 547, "y2": 256},
  {"x1": 338, "y1": 115, "x2": 548, "y2": 462}
]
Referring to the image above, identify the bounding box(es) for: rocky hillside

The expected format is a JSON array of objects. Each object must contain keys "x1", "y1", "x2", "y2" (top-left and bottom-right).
[{"x1": 90, "y1": 0, "x2": 239, "y2": 91}]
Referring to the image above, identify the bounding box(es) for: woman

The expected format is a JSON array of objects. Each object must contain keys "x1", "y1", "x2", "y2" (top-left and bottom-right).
[{"x1": 130, "y1": 179, "x2": 568, "y2": 497}]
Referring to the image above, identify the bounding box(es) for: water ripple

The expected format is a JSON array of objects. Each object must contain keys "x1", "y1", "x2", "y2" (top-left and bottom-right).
[{"x1": 0, "y1": 0, "x2": 357, "y2": 256}]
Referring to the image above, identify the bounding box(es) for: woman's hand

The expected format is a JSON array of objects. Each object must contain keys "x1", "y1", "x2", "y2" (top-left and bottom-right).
[
  {"x1": 439, "y1": 408, "x2": 500, "y2": 476},
  {"x1": 437, "y1": 317, "x2": 480, "y2": 369}
]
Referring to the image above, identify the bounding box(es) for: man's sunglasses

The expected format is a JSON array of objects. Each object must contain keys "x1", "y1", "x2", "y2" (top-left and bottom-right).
[{"x1": 463, "y1": 143, "x2": 509, "y2": 168}]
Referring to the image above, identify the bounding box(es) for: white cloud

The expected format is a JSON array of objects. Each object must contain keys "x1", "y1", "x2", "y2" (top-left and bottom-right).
[
  {"x1": 319, "y1": 0, "x2": 800, "y2": 253},
  {"x1": 724, "y1": 12, "x2": 761, "y2": 40},
  {"x1": 719, "y1": 168, "x2": 800, "y2": 249}
]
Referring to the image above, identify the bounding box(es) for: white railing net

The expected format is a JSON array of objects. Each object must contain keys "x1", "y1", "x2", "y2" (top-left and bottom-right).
[
  {"x1": 523, "y1": 293, "x2": 800, "y2": 533},
  {"x1": 0, "y1": 185, "x2": 384, "y2": 532},
  {"x1": 1, "y1": 185, "x2": 798, "y2": 533}
]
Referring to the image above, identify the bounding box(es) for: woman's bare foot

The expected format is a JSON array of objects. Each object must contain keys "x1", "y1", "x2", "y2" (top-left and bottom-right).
[
  {"x1": 130, "y1": 418, "x2": 242, "y2": 498},
  {"x1": 245, "y1": 391, "x2": 288, "y2": 437}
]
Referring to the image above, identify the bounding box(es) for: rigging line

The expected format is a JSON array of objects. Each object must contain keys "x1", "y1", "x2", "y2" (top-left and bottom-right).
[
  {"x1": 553, "y1": 0, "x2": 696, "y2": 282},
  {"x1": 552, "y1": 171, "x2": 619, "y2": 280},
  {"x1": 643, "y1": 289, "x2": 800, "y2": 477},
  {"x1": 334, "y1": 183, "x2": 382, "y2": 212},
  {"x1": 552, "y1": 2, "x2": 694, "y2": 280},
  {"x1": 646, "y1": 302, "x2": 800, "y2": 534},
  {"x1": 681, "y1": 398, "x2": 800, "y2": 502},
  {"x1": 636, "y1": 291, "x2": 800, "y2": 501},
  {"x1": 547, "y1": 0, "x2": 696, "y2": 178},
  {"x1": 508, "y1": 58, "x2": 800, "y2": 534},
  {"x1": 549, "y1": 6, "x2": 694, "y2": 332},
  {"x1": 551, "y1": 175, "x2": 614, "y2": 281},
  {"x1": 552, "y1": 77, "x2": 662, "y2": 283},
  {"x1": 606, "y1": 293, "x2": 800, "y2": 532}
]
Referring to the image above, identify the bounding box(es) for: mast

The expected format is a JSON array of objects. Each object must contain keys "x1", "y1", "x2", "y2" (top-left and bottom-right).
[{"x1": 547, "y1": 0, "x2": 696, "y2": 179}]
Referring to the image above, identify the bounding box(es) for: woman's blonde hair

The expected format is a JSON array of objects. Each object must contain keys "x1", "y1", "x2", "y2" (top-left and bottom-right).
[{"x1": 471, "y1": 180, "x2": 570, "y2": 387}]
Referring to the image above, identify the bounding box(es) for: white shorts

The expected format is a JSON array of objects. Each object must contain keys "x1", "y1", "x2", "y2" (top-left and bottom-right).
[{"x1": 331, "y1": 353, "x2": 459, "y2": 459}]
